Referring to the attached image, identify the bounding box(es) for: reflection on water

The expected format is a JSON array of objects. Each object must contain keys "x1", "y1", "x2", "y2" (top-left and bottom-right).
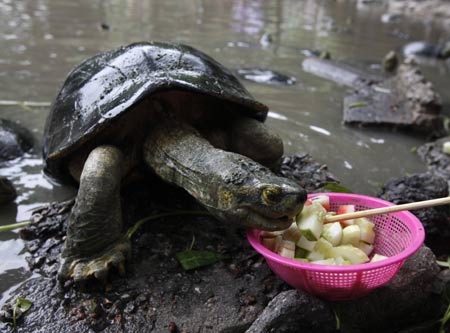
[{"x1": 0, "y1": 0, "x2": 449, "y2": 305}]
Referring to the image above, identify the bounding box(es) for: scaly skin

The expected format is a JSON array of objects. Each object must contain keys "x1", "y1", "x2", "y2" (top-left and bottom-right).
[
  {"x1": 143, "y1": 112, "x2": 306, "y2": 230},
  {"x1": 58, "y1": 112, "x2": 306, "y2": 282},
  {"x1": 58, "y1": 146, "x2": 130, "y2": 282}
]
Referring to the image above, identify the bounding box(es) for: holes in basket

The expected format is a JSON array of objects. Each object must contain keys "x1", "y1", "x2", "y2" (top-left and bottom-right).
[
  {"x1": 359, "y1": 263, "x2": 402, "y2": 287},
  {"x1": 375, "y1": 215, "x2": 413, "y2": 256},
  {"x1": 306, "y1": 271, "x2": 359, "y2": 288}
]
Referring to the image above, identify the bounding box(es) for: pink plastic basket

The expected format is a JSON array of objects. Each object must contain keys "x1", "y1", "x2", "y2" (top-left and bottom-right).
[{"x1": 247, "y1": 193, "x2": 425, "y2": 301}]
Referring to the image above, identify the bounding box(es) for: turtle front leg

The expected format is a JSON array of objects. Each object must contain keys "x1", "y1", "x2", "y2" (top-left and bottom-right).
[{"x1": 58, "y1": 145, "x2": 130, "y2": 283}]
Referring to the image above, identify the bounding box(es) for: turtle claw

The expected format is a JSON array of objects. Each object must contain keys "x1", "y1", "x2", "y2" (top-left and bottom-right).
[{"x1": 58, "y1": 239, "x2": 131, "y2": 284}]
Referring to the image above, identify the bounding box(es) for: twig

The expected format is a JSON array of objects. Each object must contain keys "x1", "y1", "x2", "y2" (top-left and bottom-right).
[
  {"x1": 126, "y1": 210, "x2": 213, "y2": 239},
  {"x1": 0, "y1": 100, "x2": 51, "y2": 107},
  {"x1": 0, "y1": 221, "x2": 31, "y2": 233}
]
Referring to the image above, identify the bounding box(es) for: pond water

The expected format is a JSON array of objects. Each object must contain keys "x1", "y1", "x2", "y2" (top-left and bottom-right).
[{"x1": 0, "y1": 0, "x2": 449, "y2": 306}]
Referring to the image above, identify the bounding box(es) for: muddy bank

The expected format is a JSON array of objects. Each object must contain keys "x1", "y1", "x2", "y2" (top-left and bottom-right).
[
  {"x1": 0, "y1": 154, "x2": 337, "y2": 333},
  {"x1": 2, "y1": 188, "x2": 286, "y2": 333},
  {"x1": 385, "y1": 0, "x2": 450, "y2": 28},
  {"x1": 2, "y1": 152, "x2": 449, "y2": 332}
]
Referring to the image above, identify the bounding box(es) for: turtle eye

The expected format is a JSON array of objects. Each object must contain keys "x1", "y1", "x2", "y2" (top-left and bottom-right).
[{"x1": 262, "y1": 186, "x2": 282, "y2": 205}]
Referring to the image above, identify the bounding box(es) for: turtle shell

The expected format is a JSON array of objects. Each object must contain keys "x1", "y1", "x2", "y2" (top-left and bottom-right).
[{"x1": 43, "y1": 42, "x2": 268, "y2": 182}]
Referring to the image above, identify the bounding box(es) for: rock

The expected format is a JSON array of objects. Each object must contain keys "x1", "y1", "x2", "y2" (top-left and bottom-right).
[
  {"x1": 381, "y1": 12, "x2": 403, "y2": 23},
  {"x1": 0, "y1": 118, "x2": 34, "y2": 204},
  {"x1": 378, "y1": 172, "x2": 450, "y2": 255},
  {"x1": 302, "y1": 57, "x2": 383, "y2": 87},
  {"x1": 275, "y1": 153, "x2": 340, "y2": 193},
  {"x1": 386, "y1": 0, "x2": 450, "y2": 28},
  {"x1": 334, "y1": 246, "x2": 442, "y2": 332},
  {"x1": 301, "y1": 49, "x2": 331, "y2": 59},
  {"x1": 245, "y1": 290, "x2": 336, "y2": 333},
  {"x1": 403, "y1": 41, "x2": 450, "y2": 59},
  {"x1": 0, "y1": 176, "x2": 16, "y2": 204},
  {"x1": 343, "y1": 59, "x2": 444, "y2": 135},
  {"x1": 0, "y1": 118, "x2": 34, "y2": 162},
  {"x1": 245, "y1": 246, "x2": 444, "y2": 333},
  {"x1": 236, "y1": 68, "x2": 296, "y2": 86},
  {"x1": 99, "y1": 22, "x2": 110, "y2": 31},
  {"x1": 259, "y1": 32, "x2": 272, "y2": 48},
  {"x1": 382, "y1": 50, "x2": 399, "y2": 72},
  {"x1": 303, "y1": 57, "x2": 444, "y2": 135},
  {"x1": 417, "y1": 136, "x2": 450, "y2": 181}
]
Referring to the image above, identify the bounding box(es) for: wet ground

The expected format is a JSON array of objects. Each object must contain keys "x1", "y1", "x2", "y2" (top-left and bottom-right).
[{"x1": 0, "y1": 0, "x2": 449, "y2": 309}]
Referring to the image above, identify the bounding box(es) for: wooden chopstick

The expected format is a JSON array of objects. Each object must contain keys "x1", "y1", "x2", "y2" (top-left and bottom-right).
[{"x1": 324, "y1": 196, "x2": 450, "y2": 223}]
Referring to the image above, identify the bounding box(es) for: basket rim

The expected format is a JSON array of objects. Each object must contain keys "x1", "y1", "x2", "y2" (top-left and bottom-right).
[{"x1": 247, "y1": 192, "x2": 425, "y2": 273}]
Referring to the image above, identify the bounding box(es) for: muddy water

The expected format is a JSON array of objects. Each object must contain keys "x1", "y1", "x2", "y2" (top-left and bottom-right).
[{"x1": 0, "y1": 0, "x2": 449, "y2": 305}]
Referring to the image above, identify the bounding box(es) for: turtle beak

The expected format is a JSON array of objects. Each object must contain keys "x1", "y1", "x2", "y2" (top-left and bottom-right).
[{"x1": 237, "y1": 208, "x2": 294, "y2": 231}]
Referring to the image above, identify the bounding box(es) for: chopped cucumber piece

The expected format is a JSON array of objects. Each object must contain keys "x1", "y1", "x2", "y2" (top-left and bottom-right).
[
  {"x1": 360, "y1": 226, "x2": 375, "y2": 244},
  {"x1": 355, "y1": 218, "x2": 375, "y2": 244},
  {"x1": 261, "y1": 235, "x2": 282, "y2": 251},
  {"x1": 329, "y1": 245, "x2": 369, "y2": 264},
  {"x1": 265, "y1": 199, "x2": 381, "y2": 267},
  {"x1": 312, "y1": 258, "x2": 336, "y2": 265},
  {"x1": 310, "y1": 195, "x2": 330, "y2": 211},
  {"x1": 370, "y1": 254, "x2": 388, "y2": 262},
  {"x1": 313, "y1": 238, "x2": 333, "y2": 257},
  {"x1": 296, "y1": 236, "x2": 317, "y2": 252},
  {"x1": 443, "y1": 141, "x2": 450, "y2": 155},
  {"x1": 282, "y1": 222, "x2": 302, "y2": 243},
  {"x1": 306, "y1": 250, "x2": 325, "y2": 261},
  {"x1": 355, "y1": 217, "x2": 375, "y2": 229},
  {"x1": 357, "y1": 241, "x2": 374, "y2": 256},
  {"x1": 322, "y1": 222, "x2": 343, "y2": 246},
  {"x1": 294, "y1": 257, "x2": 310, "y2": 262},
  {"x1": 334, "y1": 256, "x2": 351, "y2": 265},
  {"x1": 295, "y1": 247, "x2": 309, "y2": 258},
  {"x1": 276, "y1": 240, "x2": 295, "y2": 259},
  {"x1": 296, "y1": 202, "x2": 325, "y2": 241},
  {"x1": 278, "y1": 246, "x2": 295, "y2": 259},
  {"x1": 342, "y1": 225, "x2": 361, "y2": 246}
]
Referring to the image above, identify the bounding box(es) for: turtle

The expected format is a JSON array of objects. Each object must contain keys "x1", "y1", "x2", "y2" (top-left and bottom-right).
[{"x1": 43, "y1": 42, "x2": 307, "y2": 282}]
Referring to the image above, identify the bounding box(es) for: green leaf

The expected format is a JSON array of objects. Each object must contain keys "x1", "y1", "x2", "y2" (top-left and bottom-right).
[
  {"x1": 437, "y1": 260, "x2": 450, "y2": 268},
  {"x1": 126, "y1": 210, "x2": 212, "y2": 239},
  {"x1": 322, "y1": 183, "x2": 353, "y2": 193},
  {"x1": 176, "y1": 250, "x2": 226, "y2": 271},
  {"x1": 348, "y1": 101, "x2": 368, "y2": 109},
  {"x1": 13, "y1": 298, "x2": 32, "y2": 332},
  {"x1": 14, "y1": 298, "x2": 32, "y2": 312}
]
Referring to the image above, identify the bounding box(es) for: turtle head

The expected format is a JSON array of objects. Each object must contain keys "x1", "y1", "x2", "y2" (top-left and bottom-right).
[{"x1": 211, "y1": 163, "x2": 307, "y2": 231}]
